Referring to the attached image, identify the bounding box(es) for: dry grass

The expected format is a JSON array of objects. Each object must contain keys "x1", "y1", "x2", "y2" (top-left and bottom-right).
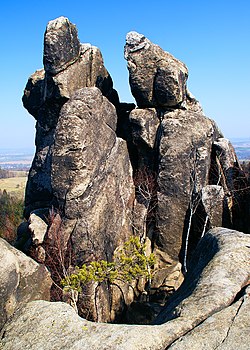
[{"x1": 0, "y1": 176, "x2": 27, "y2": 198}]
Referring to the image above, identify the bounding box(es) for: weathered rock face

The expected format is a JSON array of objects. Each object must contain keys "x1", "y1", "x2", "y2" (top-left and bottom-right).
[
  {"x1": 156, "y1": 109, "x2": 215, "y2": 265},
  {"x1": 50, "y1": 87, "x2": 135, "y2": 321},
  {"x1": 211, "y1": 137, "x2": 250, "y2": 233},
  {"x1": 23, "y1": 16, "x2": 119, "y2": 217},
  {"x1": 201, "y1": 185, "x2": 225, "y2": 227},
  {"x1": 43, "y1": 16, "x2": 81, "y2": 75},
  {"x1": 52, "y1": 87, "x2": 118, "y2": 214},
  {"x1": 19, "y1": 18, "x2": 249, "y2": 326},
  {"x1": 124, "y1": 32, "x2": 249, "y2": 297},
  {"x1": 124, "y1": 31, "x2": 188, "y2": 108},
  {"x1": 1, "y1": 228, "x2": 250, "y2": 349},
  {"x1": 22, "y1": 17, "x2": 135, "y2": 323},
  {"x1": 154, "y1": 228, "x2": 250, "y2": 325},
  {"x1": 168, "y1": 291, "x2": 250, "y2": 349},
  {"x1": 0, "y1": 238, "x2": 52, "y2": 331}
]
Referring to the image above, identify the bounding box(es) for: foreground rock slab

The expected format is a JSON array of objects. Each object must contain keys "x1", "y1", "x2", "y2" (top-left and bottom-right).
[
  {"x1": 168, "y1": 286, "x2": 250, "y2": 349},
  {"x1": 1, "y1": 228, "x2": 249, "y2": 349}
]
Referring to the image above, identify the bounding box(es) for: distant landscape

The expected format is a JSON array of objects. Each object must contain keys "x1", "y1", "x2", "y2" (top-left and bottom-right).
[
  {"x1": 1, "y1": 138, "x2": 250, "y2": 171},
  {"x1": 230, "y1": 138, "x2": 250, "y2": 161},
  {"x1": 0, "y1": 148, "x2": 34, "y2": 198},
  {"x1": 0, "y1": 139, "x2": 249, "y2": 198},
  {"x1": 0, "y1": 148, "x2": 34, "y2": 171}
]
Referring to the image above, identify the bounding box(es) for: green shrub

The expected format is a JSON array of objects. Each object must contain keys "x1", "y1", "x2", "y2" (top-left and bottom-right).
[{"x1": 61, "y1": 236, "x2": 155, "y2": 293}]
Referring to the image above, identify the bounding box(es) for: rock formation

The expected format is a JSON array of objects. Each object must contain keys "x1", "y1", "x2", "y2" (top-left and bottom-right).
[
  {"x1": 1, "y1": 228, "x2": 250, "y2": 349},
  {"x1": 22, "y1": 16, "x2": 119, "y2": 218},
  {"x1": 124, "y1": 31, "x2": 188, "y2": 108},
  {"x1": 0, "y1": 238, "x2": 52, "y2": 330},
  {"x1": 15, "y1": 16, "x2": 250, "y2": 327},
  {"x1": 123, "y1": 31, "x2": 248, "y2": 294},
  {"x1": 21, "y1": 16, "x2": 135, "y2": 322}
]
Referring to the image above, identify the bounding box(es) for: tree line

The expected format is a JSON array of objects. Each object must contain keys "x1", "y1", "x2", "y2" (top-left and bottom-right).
[
  {"x1": 0, "y1": 166, "x2": 28, "y2": 179},
  {"x1": 0, "y1": 189, "x2": 24, "y2": 243}
]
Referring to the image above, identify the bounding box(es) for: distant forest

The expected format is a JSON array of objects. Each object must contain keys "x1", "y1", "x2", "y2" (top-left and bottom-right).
[
  {"x1": 0, "y1": 189, "x2": 24, "y2": 243},
  {"x1": 0, "y1": 167, "x2": 27, "y2": 178}
]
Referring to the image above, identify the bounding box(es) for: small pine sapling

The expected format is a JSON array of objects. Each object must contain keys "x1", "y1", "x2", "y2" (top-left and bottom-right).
[{"x1": 61, "y1": 236, "x2": 155, "y2": 294}]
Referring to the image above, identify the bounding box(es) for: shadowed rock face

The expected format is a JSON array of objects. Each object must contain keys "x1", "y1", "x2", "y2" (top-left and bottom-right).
[{"x1": 19, "y1": 17, "x2": 250, "y2": 324}]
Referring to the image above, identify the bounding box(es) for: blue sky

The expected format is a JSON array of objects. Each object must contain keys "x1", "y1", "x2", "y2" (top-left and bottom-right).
[{"x1": 0, "y1": 0, "x2": 249, "y2": 149}]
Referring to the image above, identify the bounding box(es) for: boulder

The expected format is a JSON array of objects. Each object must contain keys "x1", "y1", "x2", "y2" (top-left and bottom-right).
[
  {"x1": 124, "y1": 32, "x2": 241, "y2": 297},
  {"x1": 1, "y1": 228, "x2": 249, "y2": 349},
  {"x1": 43, "y1": 16, "x2": 81, "y2": 75},
  {"x1": 124, "y1": 31, "x2": 188, "y2": 108},
  {"x1": 0, "y1": 238, "x2": 52, "y2": 330},
  {"x1": 28, "y1": 210, "x2": 48, "y2": 245},
  {"x1": 154, "y1": 227, "x2": 250, "y2": 325},
  {"x1": 52, "y1": 87, "x2": 117, "y2": 209},
  {"x1": 129, "y1": 108, "x2": 160, "y2": 169},
  {"x1": 156, "y1": 109, "x2": 215, "y2": 263},
  {"x1": 22, "y1": 69, "x2": 45, "y2": 118},
  {"x1": 126, "y1": 103, "x2": 219, "y2": 293},
  {"x1": 129, "y1": 108, "x2": 160, "y2": 150},
  {"x1": 21, "y1": 17, "x2": 136, "y2": 323},
  {"x1": 52, "y1": 43, "x2": 118, "y2": 105},
  {"x1": 201, "y1": 185, "x2": 225, "y2": 228}
]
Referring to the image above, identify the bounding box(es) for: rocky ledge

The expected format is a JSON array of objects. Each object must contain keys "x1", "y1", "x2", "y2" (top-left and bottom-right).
[{"x1": 1, "y1": 228, "x2": 250, "y2": 349}]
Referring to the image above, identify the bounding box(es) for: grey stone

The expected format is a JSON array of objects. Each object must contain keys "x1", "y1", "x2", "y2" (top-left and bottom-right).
[
  {"x1": 154, "y1": 228, "x2": 250, "y2": 325},
  {"x1": 0, "y1": 238, "x2": 52, "y2": 330},
  {"x1": 22, "y1": 69, "x2": 45, "y2": 118},
  {"x1": 213, "y1": 137, "x2": 239, "y2": 171},
  {"x1": 1, "y1": 228, "x2": 249, "y2": 349},
  {"x1": 28, "y1": 211, "x2": 48, "y2": 245},
  {"x1": 19, "y1": 16, "x2": 250, "y2": 330},
  {"x1": 212, "y1": 137, "x2": 249, "y2": 233},
  {"x1": 125, "y1": 31, "x2": 188, "y2": 108},
  {"x1": 201, "y1": 185, "x2": 225, "y2": 228},
  {"x1": 51, "y1": 87, "x2": 135, "y2": 321},
  {"x1": 168, "y1": 287, "x2": 250, "y2": 349},
  {"x1": 43, "y1": 16, "x2": 81, "y2": 75},
  {"x1": 23, "y1": 19, "x2": 118, "y2": 217},
  {"x1": 129, "y1": 108, "x2": 160, "y2": 150},
  {"x1": 155, "y1": 109, "x2": 216, "y2": 269},
  {"x1": 218, "y1": 286, "x2": 250, "y2": 349}
]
